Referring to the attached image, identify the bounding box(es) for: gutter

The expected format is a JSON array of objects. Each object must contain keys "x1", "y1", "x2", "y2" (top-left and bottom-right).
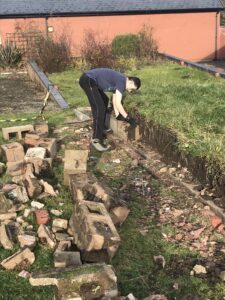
[
  {"x1": 0, "y1": 8, "x2": 224, "y2": 19},
  {"x1": 215, "y1": 11, "x2": 219, "y2": 60}
]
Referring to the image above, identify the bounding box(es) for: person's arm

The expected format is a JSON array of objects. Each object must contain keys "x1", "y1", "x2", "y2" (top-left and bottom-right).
[{"x1": 112, "y1": 90, "x2": 128, "y2": 118}]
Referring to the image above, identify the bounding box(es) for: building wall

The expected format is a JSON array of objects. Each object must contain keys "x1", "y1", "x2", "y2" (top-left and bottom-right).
[
  {"x1": 0, "y1": 11, "x2": 220, "y2": 61},
  {"x1": 219, "y1": 27, "x2": 225, "y2": 59}
]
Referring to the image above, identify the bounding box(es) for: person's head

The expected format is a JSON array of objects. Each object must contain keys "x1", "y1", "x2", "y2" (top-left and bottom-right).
[{"x1": 126, "y1": 76, "x2": 141, "y2": 92}]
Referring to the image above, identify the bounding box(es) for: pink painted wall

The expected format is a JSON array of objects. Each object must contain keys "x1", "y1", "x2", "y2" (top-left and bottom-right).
[{"x1": 0, "y1": 12, "x2": 220, "y2": 61}]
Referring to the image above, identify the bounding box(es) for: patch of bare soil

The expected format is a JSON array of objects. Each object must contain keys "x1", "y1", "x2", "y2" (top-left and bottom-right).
[{"x1": 0, "y1": 72, "x2": 60, "y2": 114}]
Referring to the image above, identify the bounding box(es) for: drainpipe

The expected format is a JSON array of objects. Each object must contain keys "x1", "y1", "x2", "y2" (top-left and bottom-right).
[
  {"x1": 45, "y1": 17, "x2": 49, "y2": 37},
  {"x1": 215, "y1": 11, "x2": 219, "y2": 60}
]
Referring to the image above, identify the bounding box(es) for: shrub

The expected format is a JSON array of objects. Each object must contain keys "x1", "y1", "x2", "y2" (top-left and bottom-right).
[
  {"x1": 81, "y1": 30, "x2": 115, "y2": 69},
  {"x1": 137, "y1": 25, "x2": 158, "y2": 61},
  {"x1": 0, "y1": 42, "x2": 23, "y2": 68},
  {"x1": 114, "y1": 56, "x2": 138, "y2": 72},
  {"x1": 34, "y1": 34, "x2": 71, "y2": 73},
  {"x1": 112, "y1": 34, "x2": 139, "y2": 58}
]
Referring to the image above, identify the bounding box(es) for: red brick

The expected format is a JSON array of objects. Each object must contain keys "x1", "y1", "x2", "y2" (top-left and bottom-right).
[
  {"x1": 6, "y1": 160, "x2": 26, "y2": 176},
  {"x1": 34, "y1": 121, "x2": 49, "y2": 136},
  {"x1": 24, "y1": 133, "x2": 41, "y2": 147},
  {"x1": 211, "y1": 216, "x2": 222, "y2": 228},
  {"x1": 1, "y1": 142, "x2": 25, "y2": 162}
]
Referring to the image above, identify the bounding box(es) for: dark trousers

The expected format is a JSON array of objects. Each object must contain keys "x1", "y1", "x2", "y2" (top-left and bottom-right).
[{"x1": 79, "y1": 73, "x2": 109, "y2": 140}]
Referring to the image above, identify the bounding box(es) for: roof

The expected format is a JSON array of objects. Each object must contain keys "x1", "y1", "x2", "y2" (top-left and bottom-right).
[{"x1": 0, "y1": 0, "x2": 224, "y2": 18}]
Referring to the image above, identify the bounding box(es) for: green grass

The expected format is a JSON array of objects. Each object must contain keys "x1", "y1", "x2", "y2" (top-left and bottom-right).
[{"x1": 48, "y1": 62, "x2": 225, "y2": 171}]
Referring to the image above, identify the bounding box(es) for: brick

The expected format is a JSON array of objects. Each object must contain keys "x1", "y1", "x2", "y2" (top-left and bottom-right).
[
  {"x1": 54, "y1": 250, "x2": 81, "y2": 268},
  {"x1": 40, "y1": 180, "x2": 57, "y2": 196},
  {"x1": 64, "y1": 150, "x2": 89, "y2": 186},
  {"x1": 1, "y1": 248, "x2": 35, "y2": 270},
  {"x1": 33, "y1": 121, "x2": 49, "y2": 136},
  {"x1": 2, "y1": 124, "x2": 34, "y2": 141},
  {"x1": 24, "y1": 163, "x2": 43, "y2": 198},
  {"x1": 18, "y1": 234, "x2": 36, "y2": 249},
  {"x1": 0, "y1": 212, "x2": 17, "y2": 221},
  {"x1": 25, "y1": 147, "x2": 46, "y2": 160},
  {"x1": 29, "y1": 264, "x2": 118, "y2": 299},
  {"x1": 0, "y1": 193, "x2": 13, "y2": 213},
  {"x1": 37, "y1": 224, "x2": 56, "y2": 249},
  {"x1": 24, "y1": 133, "x2": 41, "y2": 147},
  {"x1": 71, "y1": 200, "x2": 120, "y2": 259},
  {"x1": 38, "y1": 138, "x2": 57, "y2": 158},
  {"x1": 5, "y1": 185, "x2": 29, "y2": 203},
  {"x1": 6, "y1": 160, "x2": 26, "y2": 176},
  {"x1": 0, "y1": 224, "x2": 13, "y2": 250},
  {"x1": 57, "y1": 240, "x2": 71, "y2": 251},
  {"x1": 52, "y1": 219, "x2": 68, "y2": 230},
  {"x1": 1, "y1": 142, "x2": 25, "y2": 162},
  {"x1": 110, "y1": 206, "x2": 130, "y2": 226}
]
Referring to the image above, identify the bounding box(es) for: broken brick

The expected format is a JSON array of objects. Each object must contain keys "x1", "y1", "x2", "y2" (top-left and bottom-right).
[
  {"x1": 1, "y1": 142, "x2": 25, "y2": 162},
  {"x1": 18, "y1": 234, "x2": 36, "y2": 249},
  {"x1": 0, "y1": 192, "x2": 13, "y2": 213},
  {"x1": 0, "y1": 224, "x2": 13, "y2": 250},
  {"x1": 25, "y1": 147, "x2": 46, "y2": 160},
  {"x1": 110, "y1": 206, "x2": 130, "y2": 226},
  {"x1": 33, "y1": 121, "x2": 49, "y2": 137},
  {"x1": 37, "y1": 224, "x2": 56, "y2": 249},
  {"x1": 38, "y1": 138, "x2": 57, "y2": 158},
  {"x1": 35, "y1": 210, "x2": 49, "y2": 225},
  {"x1": 0, "y1": 212, "x2": 17, "y2": 221},
  {"x1": 52, "y1": 219, "x2": 68, "y2": 230},
  {"x1": 6, "y1": 185, "x2": 29, "y2": 203},
  {"x1": 24, "y1": 133, "x2": 41, "y2": 147},
  {"x1": 6, "y1": 160, "x2": 26, "y2": 177},
  {"x1": 40, "y1": 180, "x2": 57, "y2": 196},
  {"x1": 1, "y1": 248, "x2": 35, "y2": 270},
  {"x1": 211, "y1": 216, "x2": 222, "y2": 228}
]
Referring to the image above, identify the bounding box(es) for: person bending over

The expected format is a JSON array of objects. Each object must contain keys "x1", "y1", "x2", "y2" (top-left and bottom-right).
[{"x1": 79, "y1": 67, "x2": 141, "y2": 152}]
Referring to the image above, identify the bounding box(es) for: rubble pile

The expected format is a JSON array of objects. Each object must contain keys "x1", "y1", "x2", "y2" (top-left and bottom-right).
[{"x1": 0, "y1": 119, "x2": 131, "y2": 299}]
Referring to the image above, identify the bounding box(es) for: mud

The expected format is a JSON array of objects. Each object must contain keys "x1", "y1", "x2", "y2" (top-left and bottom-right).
[{"x1": 0, "y1": 72, "x2": 60, "y2": 114}]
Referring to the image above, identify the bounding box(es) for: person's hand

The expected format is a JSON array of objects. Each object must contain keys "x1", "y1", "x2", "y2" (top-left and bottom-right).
[{"x1": 125, "y1": 115, "x2": 138, "y2": 128}]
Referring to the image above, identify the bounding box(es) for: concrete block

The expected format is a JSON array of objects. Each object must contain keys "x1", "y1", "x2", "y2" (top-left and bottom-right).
[
  {"x1": 110, "y1": 206, "x2": 130, "y2": 226},
  {"x1": 64, "y1": 150, "x2": 89, "y2": 186},
  {"x1": 6, "y1": 185, "x2": 29, "y2": 203},
  {"x1": 69, "y1": 173, "x2": 89, "y2": 202},
  {"x1": 0, "y1": 212, "x2": 17, "y2": 221},
  {"x1": 109, "y1": 115, "x2": 141, "y2": 141},
  {"x1": 71, "y1": 200, "x2": 120, "y2": 259},
  {"x1": 1, "y1": 248, "x2": 35, "y2": 270},
  {"x1": 29, "y1": 263, "x2": 118, "y2": 299},
  {"x1": 1, "y1": 142, "x2": 25, "y2": 162},
  {"x1": 2, "y1": 124, "x2": 34, "y2": 140}
]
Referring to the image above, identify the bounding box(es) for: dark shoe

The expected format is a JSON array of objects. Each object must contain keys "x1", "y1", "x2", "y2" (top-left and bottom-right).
[{"x1": 91, "y1": 138, "x2": 110, "y2": 152}]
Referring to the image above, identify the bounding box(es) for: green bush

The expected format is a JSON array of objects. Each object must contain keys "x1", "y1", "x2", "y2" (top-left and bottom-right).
[
  {"x1": 0, "y1": 42, "x2": 23, "y2": 68},
  {"x1": 81, "y1": 30, "x2": 115, "y2": 69},
  {"x1": 34, "y1": 35, "x2": 71, "y2": 73},
  {"x1": 112, "y1": 34, "x2": 139, "y2": 58}
]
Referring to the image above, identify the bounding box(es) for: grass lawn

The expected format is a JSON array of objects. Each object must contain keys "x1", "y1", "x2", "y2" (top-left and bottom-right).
[{"x1": 49, "y1": 62, "x2": 225, "y2": 170}]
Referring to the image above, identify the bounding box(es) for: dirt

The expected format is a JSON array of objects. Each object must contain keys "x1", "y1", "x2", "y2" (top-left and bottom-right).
[{"x1": 0, "y1": 72, "x2": 60, "y2": 114}]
